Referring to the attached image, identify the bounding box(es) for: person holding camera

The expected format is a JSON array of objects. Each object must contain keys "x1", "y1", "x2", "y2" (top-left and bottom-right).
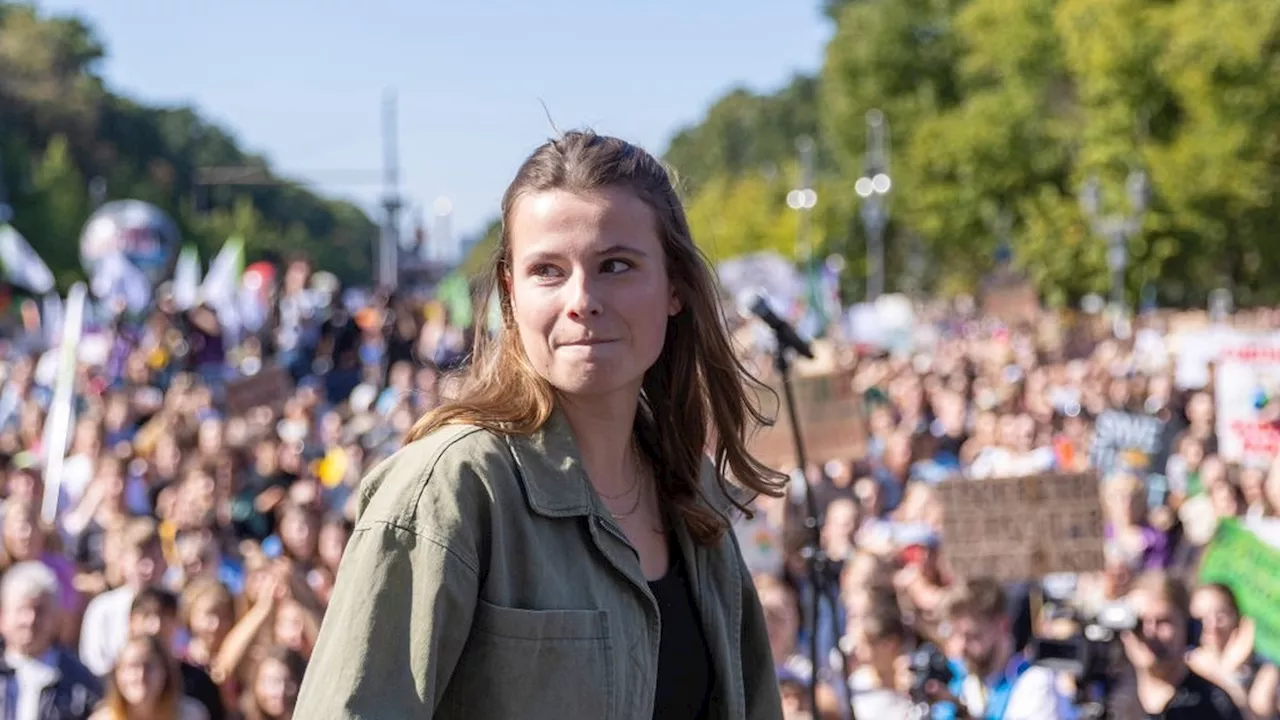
[
  {"x1": 1121, "y1": 572, "x2": 1244, "y2": 720},
  {"x1": 929, "y1": 578, "x2": 1072, "y2": 720}
]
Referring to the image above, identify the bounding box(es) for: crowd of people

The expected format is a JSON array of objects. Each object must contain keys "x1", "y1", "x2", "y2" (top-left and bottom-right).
[
  {"x1": 0, "y1": 256, "x2": 469, "y2": 719},
  {"x1": 0, "y1": 246, "x2": 1273, "y2": 719},
  {"x1": 738, "y1": 304, "x2": 1278, "y2": 719}
]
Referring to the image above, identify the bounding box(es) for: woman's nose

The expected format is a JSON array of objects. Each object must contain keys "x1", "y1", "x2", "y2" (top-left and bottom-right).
[{"x1": 565, "y1": 274, "x2": 603, "y2": 319}]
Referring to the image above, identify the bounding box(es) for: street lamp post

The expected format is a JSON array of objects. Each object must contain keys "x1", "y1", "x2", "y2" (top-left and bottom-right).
[
  {"x1": 786, "y1": 136, "x2": 818, "y2": 262},
  {"x1": 855, "y1": 109, "x2": 891, "y2": 302},
  {"x1": 1079, "y1": 169, "x2": 1149, "y2": 325}
]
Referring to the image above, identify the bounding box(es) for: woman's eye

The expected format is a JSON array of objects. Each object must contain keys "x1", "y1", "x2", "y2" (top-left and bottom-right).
[
  {"x1": 529, "y1": 264, "x2": 563, "y2": 279},
  {"x1": 602, "y1": 259, "x2": 633, "y2": 274}
]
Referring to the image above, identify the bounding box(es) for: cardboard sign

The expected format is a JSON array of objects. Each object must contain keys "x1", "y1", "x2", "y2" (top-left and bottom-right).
[
  {"x1": 747, "y1": 370, "x2": 864, "y2": 469},
  {"x1": 935, "y1": 472, "x2": 1105, "y2": 583},
  {"x1": 982, "y1": 274, "x2": 1039, "y2": 326},
  {"x1": 224, "y1": 366, "x2": 294, "y2": 416}
]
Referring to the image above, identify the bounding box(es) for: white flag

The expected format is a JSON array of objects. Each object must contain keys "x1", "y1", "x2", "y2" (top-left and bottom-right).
[{"x1": 0, "y1": 224, "x2": 55, "y2": 294}]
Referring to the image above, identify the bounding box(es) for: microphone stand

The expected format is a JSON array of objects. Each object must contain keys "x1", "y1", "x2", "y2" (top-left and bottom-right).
[{"x1": 770, "y1": 343, "x2": 852, "y2": 719}]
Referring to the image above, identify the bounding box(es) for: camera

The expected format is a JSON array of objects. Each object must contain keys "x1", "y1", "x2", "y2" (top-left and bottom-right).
[
  {"x1": 907, "y1": 642, "x2": 955, "y2": 704},
  {"x1": 1028, "y1": 601, "x2": 1135, "y2": 719}
]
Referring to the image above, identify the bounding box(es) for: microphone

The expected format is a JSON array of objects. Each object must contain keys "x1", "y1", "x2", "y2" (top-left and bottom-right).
[{"x1": 744, "y1": 291, "x2": 814, "y2": 359}]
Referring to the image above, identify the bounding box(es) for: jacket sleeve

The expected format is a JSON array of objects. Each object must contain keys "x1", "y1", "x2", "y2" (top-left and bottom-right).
[
  {"x1": 294, "y1": 429, "x2": 493, "y2": 719},
  {"x1": 736, "y1": 538, "x2": 785, "y2": 720}
]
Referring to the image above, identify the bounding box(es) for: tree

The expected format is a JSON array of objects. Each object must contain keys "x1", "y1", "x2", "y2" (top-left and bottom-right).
[
  {"x1": 663, "y1": 75, "x2": 826, "y2": 194},
  {"x1": 664, "y1": 0, "x2": 1280, "y2": 305},
  {"x1": 20, "y1": 134, "x2": 87, "y2": 287},
  {"x1": 0, "y1": 2, "x2": 377, "y2": 289}
]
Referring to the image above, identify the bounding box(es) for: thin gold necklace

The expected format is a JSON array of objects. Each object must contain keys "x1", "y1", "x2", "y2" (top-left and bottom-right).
[{"x1": 609, "y1": 449, "x2": 646, "y2": 519}]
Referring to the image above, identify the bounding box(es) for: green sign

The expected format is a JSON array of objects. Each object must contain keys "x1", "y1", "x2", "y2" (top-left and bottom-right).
[{"x1": 1199, "y1": 519, "x2": 1280, "y2": 663}]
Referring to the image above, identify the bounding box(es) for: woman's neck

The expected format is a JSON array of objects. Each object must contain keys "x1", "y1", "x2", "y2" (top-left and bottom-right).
[
  {"x1": 559, "y1": 393, "x2": 641, "y2": 495},
  {"x1": 127, "y1": 700, "x2": 160, "y2": 720}
]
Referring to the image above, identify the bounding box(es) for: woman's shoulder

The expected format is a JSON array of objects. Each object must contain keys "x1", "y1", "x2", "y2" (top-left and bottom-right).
[{"x1": 354, "y1": 423, "x2": 518, "y2": 530}]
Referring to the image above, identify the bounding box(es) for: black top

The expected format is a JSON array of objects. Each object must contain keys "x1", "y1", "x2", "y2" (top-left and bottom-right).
[
  {"x1": 649, "y1": 535, "x2": 714, "y2": 720},
  {"x1": 180, "y1": 660, "x2": 227, "y2": 720},
  {"x1": 1142, "y1": 669, "x2": 1244, "y2": 720}
]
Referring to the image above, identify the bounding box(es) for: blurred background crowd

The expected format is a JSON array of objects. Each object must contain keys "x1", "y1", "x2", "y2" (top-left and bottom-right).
[{"x1": 6, "y1": 0, "x2": 1280, "y2": 717}]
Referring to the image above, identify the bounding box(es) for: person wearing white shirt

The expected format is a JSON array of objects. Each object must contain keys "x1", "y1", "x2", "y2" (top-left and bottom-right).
[{"x1": 79, "y1": 518, "x2": 167, "y2": 678}]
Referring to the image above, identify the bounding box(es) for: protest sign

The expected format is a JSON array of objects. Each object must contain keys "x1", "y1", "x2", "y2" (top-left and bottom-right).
[
  {"x1": 1090, "y1": 410, "x2": 1167, "y2": 475},
  {"x1": 935, "y1": 472, "x2": 1105, "y2": 584},
  {"x1": 747, "y1": 369, "x2": 864, "y2": 469},
  {"x1": 1200, "y1": 519, "x2": 1280, "y2": 663},
  {"x1": 1215, "y1": 334, "x2": 1280, "y2": 462},
  {"x1": 225, "y1": 366, "x2": 294, "y2": 416}
]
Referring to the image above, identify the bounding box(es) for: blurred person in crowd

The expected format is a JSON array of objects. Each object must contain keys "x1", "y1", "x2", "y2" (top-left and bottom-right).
[
  {"x1": 1, "y1": 498, "x2": 82, "y2": 643},
  {"x1": 0, "y1": 562, "x2": 102, "y2": 719},
  {"x1": 299, "y1": 131, "x2": 785, "y2": 719},
  {"x1": 90, "y1": 635, "x2": 207, "y2": 720},
  {"x1": 1120, "y1": 572, "x2": 1243, "y2": 719},
  {"x1": 1208, "y1": 479, "x2": 1247, "y2": 522},
  {"x1": 126, "y1": 588, "x2": 224, "y2": 720},
  {"x1": 67, "y1": 456, "x2": 133, "y2": 583},
  {"x1": 1103, "y1": 472, "x2": 1170, "y2": 573},
  {"x1": 179, "y1": 579, "x2": 237, "y2": 706},
  {"x1": 212, "y1": 560, "x2": 319, "y2": 695},
  {"x1": 166, "y1": 528, "x2": 243, "y2": 596},
  {"x1": 59, "y1": 418, "x2": 103, "y2": 510},
  {"x1": 80, "y1": 517, "x2": 168, "y2": 677},
  {"x1": 1165, "y1": 434, "x2": 1206, "y2": 500},
  {"x1": 1188, "y1": 583, "x2": 1279, "y2": 719},
  {"x1": 871, "y1": 431, "x2": 913, "y2": 512},
  {"x1": 229, "y1": 439, "x2": 292, "y2": 544},
  {"x1": 757, "y1": 574, "x2": 812, "y2": 684},
  {"x1": 822, "y1": 498, "x2": 859, "y2": 566},
  {"x1": 1181, "y1": 392, "x2": 1217, "y2": 454},
  {"x1": 1238, "y1": 463, "x2": 1268, "y2": 519},
  {"x1": 240, "y1": 647, "x2": 304, "y2": 720},
  {"x1": 930, "y1": 577, "x2": 1071, "y2": 719},
  {"x1": 848, "y1": 601, "x2": 913, "y2": 719}
]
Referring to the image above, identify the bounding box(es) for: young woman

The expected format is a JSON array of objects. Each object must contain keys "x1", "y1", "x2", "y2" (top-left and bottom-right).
[{"x1": 298, "y1": 131, "x2": 787, "y2": 719}]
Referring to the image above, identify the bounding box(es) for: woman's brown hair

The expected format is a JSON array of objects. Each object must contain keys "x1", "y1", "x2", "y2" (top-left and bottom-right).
[
  {"x1": 99, "y1": 635, "x2": 183, "y2": 719},
  {"x1": 406, "y1": 130, "x2": 785, "y2": 543}
]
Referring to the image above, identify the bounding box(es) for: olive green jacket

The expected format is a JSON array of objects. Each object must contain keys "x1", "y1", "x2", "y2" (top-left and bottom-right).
[{"x1": 295, "y1": 409, "x2": 784, "y2": 719}]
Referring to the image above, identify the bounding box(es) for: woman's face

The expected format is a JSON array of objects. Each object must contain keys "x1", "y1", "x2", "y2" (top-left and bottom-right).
[
  {"x1": 254, "y1": 658, "x2": 298, "y2": 718},
  {"x1": 505, "y1": 187, "x2": 681, "y2": 401},
  {"x1": 3, "y1": 506, "x2": 41, "y2": 559},
  {"x1": 274, "y1": 600, "x2": 308, "y2": 653},
  {"x1": 280, "y1": 509, "x2": 319, "y2": 562},
  {"x1": 1191, "y1": 588, "x2": 1239, "y2": 653},
  {"x1": 115, "y1": 641, "x2": 165, "y2": 706},
  {"x1": 318, "y1": 523, "x2": 349, "y2": 570},
  {"x1": 189, "y1": 595, "x2": 231, "y2": 645}
]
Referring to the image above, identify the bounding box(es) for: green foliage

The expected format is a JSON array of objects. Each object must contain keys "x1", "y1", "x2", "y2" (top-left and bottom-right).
[
  {"x1": 0, "y1": 3, "x2": 376, "y2": 290},
  {"x1": 663, "y1": 75, "x2": 826, "y2": 194},
  {"x1": 661, "y1": 0, "x2": 1280, "y2": 306}
]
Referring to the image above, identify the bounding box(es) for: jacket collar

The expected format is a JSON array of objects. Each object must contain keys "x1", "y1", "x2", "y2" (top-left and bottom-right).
[
  {"x1": 505, "y1": 405, "x2": 742, "y2": 523},
  {"x1": 506, "y1": 406, "x2": 595, "y2": 518}
]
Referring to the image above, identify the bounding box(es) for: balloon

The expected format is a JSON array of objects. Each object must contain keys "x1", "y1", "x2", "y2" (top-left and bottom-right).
[{"x1": 79, "y1": 200, "x2": 181, "y2": 287}]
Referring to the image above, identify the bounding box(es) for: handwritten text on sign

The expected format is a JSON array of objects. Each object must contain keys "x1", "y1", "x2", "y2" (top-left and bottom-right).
[{"x1": 934, "y1": 472, "x2": 1105, "y2": 583}]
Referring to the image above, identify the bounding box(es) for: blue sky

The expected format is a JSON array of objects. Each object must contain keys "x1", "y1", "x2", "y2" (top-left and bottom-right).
[{"x1": 37, "y1": 0, "x2": 832, "y2": 259}]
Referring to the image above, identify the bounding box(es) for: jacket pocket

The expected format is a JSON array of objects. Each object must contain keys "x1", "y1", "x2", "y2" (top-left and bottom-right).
[{"x1": 442, "y1": 599, "x2": 615, "y2": 719}]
